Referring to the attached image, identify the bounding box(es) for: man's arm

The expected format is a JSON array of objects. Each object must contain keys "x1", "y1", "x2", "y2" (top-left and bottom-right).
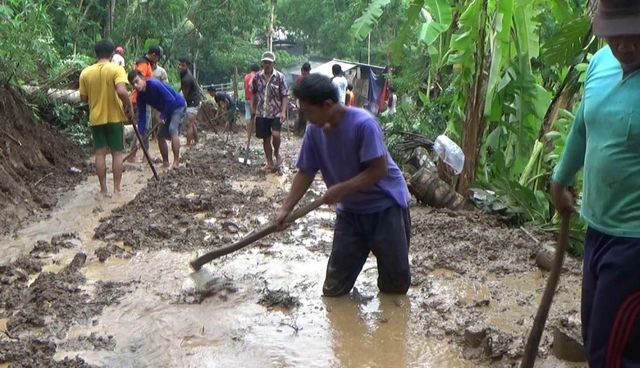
[
  {"x1": 116, "y1": 82, "x2": 135, "y2": 124},
  {"x1": 280, "y1": 96, "x2": 289, "y2": 121},
  {"x1": 80, "y1": 95, "x2": 88, "y2": 103},
  {"x1": 324, "y1": 156, "x2": 388, "y2": 204},
  {"x1": 275, "y1": 170, "x2": 316, "y2": 229}
]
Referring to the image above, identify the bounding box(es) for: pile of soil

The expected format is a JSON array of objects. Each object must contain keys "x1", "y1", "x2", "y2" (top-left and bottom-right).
[
  {"x1": 94, "y1": 138, "x2": 291, "y2": 252},
  {"x1": 0, "y1": 86, "x2": 89, "y2": 235}
]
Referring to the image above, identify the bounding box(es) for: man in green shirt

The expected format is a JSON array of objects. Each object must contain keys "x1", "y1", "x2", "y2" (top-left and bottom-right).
[{"x1": 552, "y1": 1, "x2": 640, "y2": 366}]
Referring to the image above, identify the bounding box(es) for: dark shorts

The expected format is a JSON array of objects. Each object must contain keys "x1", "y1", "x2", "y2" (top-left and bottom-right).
[
  {"x1": 158, "y1": 106, "x2": 186, "y2": 139},
  {"x1": 582, "y1": 227, "x2": 640, "y2": 367},
  {"x1": 255, "y1": 117, "x2": 281, "y2": 139},
  {"x1": 323, "y1": 205, "x2": 411, "y2": 296},
  {"x1": 91, "y1": 123, "x2": 124, "y2": 152}
]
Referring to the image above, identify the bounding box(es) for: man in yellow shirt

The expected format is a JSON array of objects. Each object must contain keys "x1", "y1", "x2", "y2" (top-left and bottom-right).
[{"x1": 79, "y1": 39, "x2": 134, "y2": 195}]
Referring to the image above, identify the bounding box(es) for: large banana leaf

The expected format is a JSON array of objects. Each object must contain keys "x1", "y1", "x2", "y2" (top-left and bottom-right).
[
  {"x1": 351, "y1": 0, "x2": 391, "y2": 41},
  {"x1": 418, "y1": 0, "x2": 452, "y2": 45},
  {"x1": 541, "y1": 16, "x2": 591, "y2": 66}
]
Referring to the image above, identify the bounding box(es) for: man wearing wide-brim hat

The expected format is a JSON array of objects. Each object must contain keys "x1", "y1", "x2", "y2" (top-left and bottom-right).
[{"x1": 552, "y1": 0, "x2": 640, "y2": 366}]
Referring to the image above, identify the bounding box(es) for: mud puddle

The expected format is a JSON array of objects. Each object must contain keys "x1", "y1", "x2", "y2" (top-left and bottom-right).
[{"x1": 2, "y1": 132, "x2": 588, "y2": 367}]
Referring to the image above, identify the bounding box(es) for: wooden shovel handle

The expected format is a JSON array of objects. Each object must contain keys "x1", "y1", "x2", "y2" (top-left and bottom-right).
[
  {"x1": 190, "y1": 197, "x2": 324, "y2": 270},
  {"x1": 520, "y1": 213, "x2": 571, "y2": 368}
]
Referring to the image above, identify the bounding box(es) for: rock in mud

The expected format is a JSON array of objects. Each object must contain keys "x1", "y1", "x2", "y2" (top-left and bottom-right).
[
  {"x1": 464, "y1": 325, "x2": 488, "y2": 348},
  {"x1": 258, "y1": 288, "x2": 301, "y2": 309},
  {"x1": 552, "y1": 322, "x2": 586, "y2": 362},
  {"x1": 535, "y1": 243, "x2": 557, "y2": 271}
]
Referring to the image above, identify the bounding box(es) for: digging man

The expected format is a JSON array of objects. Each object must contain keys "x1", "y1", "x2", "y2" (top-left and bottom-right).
[
  {"x1": 128, "y1": 70, "x2": 186, "y2": 169},
  {"x1": 275, "y1": 74, "x2": 411, "y2": 296},
  {"x1": 79, "y1": 39, "x2": 135, "y2": 196},
  {"x1": 552, "y1": 1, "x2": 640, "y2": 366}
]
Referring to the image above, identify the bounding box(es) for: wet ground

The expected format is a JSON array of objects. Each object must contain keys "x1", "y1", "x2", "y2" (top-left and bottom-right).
[{"x1": 1, "y1": 131, "x2": 588, "y2": 367}]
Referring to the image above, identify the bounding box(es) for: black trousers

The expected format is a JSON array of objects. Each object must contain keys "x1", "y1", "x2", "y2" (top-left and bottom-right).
[{"x1": 323, "y1": 205, "x2": 411, "y2": 296}]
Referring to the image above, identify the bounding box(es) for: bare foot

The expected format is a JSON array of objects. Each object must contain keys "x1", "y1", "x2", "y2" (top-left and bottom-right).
[
  {"x1": 172, "y1": 162, "x2": 180, "y2": 169},
  {"x1": 162, "y1": 162, "x2": 171, "y2": 168},
  {"x1": 260, "y1": 164, "x2": 274, "y2": 173},
  {"x1": 275, "y1": 154, "x2": 284, "y2": 168}
]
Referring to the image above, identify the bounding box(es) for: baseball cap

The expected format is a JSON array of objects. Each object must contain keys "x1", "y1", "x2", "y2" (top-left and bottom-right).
[{"x1": 261, "y1": 51, "x2": 275, "y2": 63}]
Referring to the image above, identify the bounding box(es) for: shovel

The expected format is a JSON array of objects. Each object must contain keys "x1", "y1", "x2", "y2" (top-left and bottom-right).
[
  {"x1": 190, "y1": 197, "x2": 324, "y2": 271},
  {"x1": 520, "y1": 213, "x2": 571, "y2": 368},
  {"x1": 239, "y1": 117, "x2": 253, "y2": 165}
]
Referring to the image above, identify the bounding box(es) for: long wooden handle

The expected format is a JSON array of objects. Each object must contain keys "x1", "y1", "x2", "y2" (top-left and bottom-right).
[
  {"x1": 123, "y1": 123, "x2": 160, "y2": 163},
  {"x1": 131, "y1": 123, "x2": 159, "y2": 181},
  {"x1": 190, "y1": 197, "x2": 324, "y2": 270},
  {"x1": 520, "y1": 213, "x2": 571, "y2": 368}
]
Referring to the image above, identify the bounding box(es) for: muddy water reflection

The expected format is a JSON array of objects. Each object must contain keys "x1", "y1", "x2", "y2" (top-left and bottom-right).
[{"x1": 56, "y1": 239, "x2": 475, "y2": 367}]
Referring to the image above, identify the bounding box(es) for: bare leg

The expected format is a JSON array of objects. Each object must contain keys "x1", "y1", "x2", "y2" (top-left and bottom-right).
[
  {"x1": 112, "y1": 151, "x2": 123, "y2": 192},
  {"x1": 95, "y1": 148, "x2": 108, "y2": 193},
  {"x1": 158, "y1": 138, "x2": 170, "y2": 167},
  {"x1": 273, "y1": 131, "x2": 282, "y2": 167},
  {"x1": 171, "y1": 134, "x2": 181, "y2": 168},
  {"x1": 262, "y1": 137, "x2": 273, "y2": 170}
]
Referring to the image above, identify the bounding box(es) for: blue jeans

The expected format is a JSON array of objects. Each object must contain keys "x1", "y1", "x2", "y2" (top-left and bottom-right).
[{"x1": 582, "y1": 227, "x2": 640, "y2": 367}]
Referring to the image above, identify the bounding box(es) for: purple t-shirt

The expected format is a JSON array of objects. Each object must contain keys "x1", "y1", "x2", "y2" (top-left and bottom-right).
[{"x1": 296, "y1": 107, "x2": 410, "y2": 214}]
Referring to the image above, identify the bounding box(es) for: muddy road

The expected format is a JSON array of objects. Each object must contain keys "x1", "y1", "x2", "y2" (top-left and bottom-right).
[{"x1": 1, "y1": 131, "x2": 587, "y2": 367}]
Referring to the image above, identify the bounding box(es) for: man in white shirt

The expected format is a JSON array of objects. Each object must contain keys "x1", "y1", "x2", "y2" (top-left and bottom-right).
[
  {"x1": 331, "y1": 64, "x2": 348, "y2": 106},
  {"x1": 111, "y1": 46, "x2": 125, "y2": 67}
]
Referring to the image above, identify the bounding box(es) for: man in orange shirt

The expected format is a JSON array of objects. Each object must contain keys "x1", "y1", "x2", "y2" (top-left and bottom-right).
[
  {"x1": 128, "y1": 45, "x2": 162, "y2": 162},
  {"x1": 243, "y1": 64, "x2": 259, "y2": 138}
]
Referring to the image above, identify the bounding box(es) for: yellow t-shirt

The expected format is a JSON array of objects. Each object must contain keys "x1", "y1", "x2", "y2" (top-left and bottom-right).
[{"x1": 79, "y1": 62, "x2": 129, "y2": 126}]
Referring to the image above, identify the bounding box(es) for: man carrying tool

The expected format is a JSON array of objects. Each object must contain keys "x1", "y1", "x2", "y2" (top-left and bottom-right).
[
  {"x1": 128, "y1": 70, "x2": 186, "y2": 169},
  {"x1": 178, "y1": 57, "x2": 202, "y2": 147},
  {"x1": 275, "y1": 74, "x2": 411, "y2": 296},
  {"x1": 552, "y1": 1, "x2": 640, "y2": 366},
  {"x1": 79, "y1": 39, "x2": 135, "y2": 196},
  {"x1": 251, "y1": 51, "x2": 288, "y2": 172}
]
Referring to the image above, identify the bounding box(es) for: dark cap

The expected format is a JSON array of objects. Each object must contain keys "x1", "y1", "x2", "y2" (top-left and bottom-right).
[{"x1": 593, "y1": 0, "x2": 640, "y2": 37}]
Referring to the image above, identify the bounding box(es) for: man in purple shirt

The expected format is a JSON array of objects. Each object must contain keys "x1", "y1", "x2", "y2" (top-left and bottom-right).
[
  {"x1": 275, "y1": 74, "x2": 411, "y2": 296},
  {"x1": 129, "y1": 70, "x2": 187, "y2": 169}
]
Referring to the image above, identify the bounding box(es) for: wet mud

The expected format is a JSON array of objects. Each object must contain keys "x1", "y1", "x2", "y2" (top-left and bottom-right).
[
  {"x1": 0, "y1": 235, "x2": 134, "y2": 367},
  {"x1": 1, "y1": 130, "x2": 587, "y2": 367}
]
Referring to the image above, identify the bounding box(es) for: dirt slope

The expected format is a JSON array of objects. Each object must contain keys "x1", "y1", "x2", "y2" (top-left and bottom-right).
[{"x1": 0, "y1": 86, "x2": 88, "y2": 235}]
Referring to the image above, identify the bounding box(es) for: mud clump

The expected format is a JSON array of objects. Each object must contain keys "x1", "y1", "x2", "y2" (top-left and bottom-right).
[
  {"x1": 0, "y1": 337, "x2": 96, "y2": 367},
  {"x1": 60, "y1": 332, "x2": 116, "y2": 352},
  {"x1": 259, "y1": 287, "x2": 301, "y2": 309},
  {"x1": 0, "y1": 249, "x2": 135, "y2": 367},
  {"x1": 178, "y1": 277, "x2": 238, "y2": 304},
  {"x1": 31, "y1": 233, "x2": 81, "y2": 255},
  {"x1": 94, "y1": 241, "x2": 130, "y2": 263}
]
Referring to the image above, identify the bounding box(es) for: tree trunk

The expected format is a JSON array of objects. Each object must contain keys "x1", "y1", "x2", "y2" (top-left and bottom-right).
[
  {"x1": 455, "y1": 0, "x2": 489, "y2": 195},
  {"x1": 104, "y1": 0, "x2": 116, "y2": 39},
  {"x1": 409, "y1": 168, "x2": 474, "y2": 211}
]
